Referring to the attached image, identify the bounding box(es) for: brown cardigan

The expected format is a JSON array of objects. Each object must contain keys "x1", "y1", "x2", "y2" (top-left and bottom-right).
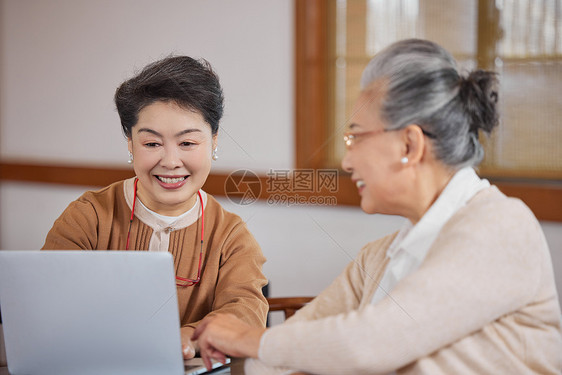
[{"x1": 42, "y1": 179, "x2": 268, "y2": 330}]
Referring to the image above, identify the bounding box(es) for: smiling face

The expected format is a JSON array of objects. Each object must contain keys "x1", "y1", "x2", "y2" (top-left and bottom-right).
[
  {"x1": 128, "y1": 101, "x2": 216, "y2": 216},
  {"x1": 341, "y1": 87, "x2": 408, "y2": 215}
]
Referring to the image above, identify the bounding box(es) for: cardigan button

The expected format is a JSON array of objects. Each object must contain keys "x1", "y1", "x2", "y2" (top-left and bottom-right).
[{"x1": 165, "y1": 227, "x2": 174, "y2": 233}]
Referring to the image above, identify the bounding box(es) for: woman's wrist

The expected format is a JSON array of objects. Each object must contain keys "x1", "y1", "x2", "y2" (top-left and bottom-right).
[{"x1": 244, "y1": 326, "x2": 266, "y2": 358}]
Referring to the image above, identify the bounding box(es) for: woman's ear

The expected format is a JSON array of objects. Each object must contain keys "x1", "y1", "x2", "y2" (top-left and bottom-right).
[
  {"x1": 127, "y1": 138, "x2": 133, "y2": 154},
  {"x1": 402, "y1": 124, "x2": 426, "y2": 165}
]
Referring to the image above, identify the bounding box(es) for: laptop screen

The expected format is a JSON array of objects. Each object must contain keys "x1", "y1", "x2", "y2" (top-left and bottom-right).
[{"x1": 0, "y1": 251, "x2": 185, "y2": 375}]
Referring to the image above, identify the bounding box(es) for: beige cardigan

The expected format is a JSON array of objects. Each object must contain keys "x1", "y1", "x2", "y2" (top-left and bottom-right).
[{"x1": 247, "y1": 186, "x2": 562, "y2": 374}]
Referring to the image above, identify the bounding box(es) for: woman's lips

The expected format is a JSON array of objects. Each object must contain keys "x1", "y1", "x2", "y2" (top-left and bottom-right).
[
  {"x1": 155, "y1": 175, "x2": 189, "y2": 189},
  {"x1": 356, "y1": 180, "x2": 366, "y2": 194}
]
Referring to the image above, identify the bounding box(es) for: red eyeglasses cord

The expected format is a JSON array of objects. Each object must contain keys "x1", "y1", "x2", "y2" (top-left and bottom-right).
[{"x1": 125, "y1": 178, "x2": 204, "y2": 287}]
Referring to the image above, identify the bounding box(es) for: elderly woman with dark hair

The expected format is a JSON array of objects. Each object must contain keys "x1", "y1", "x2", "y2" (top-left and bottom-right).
[
  {"x1": 192, "y1": 39, "x2": 562, "y2": 374},
  {"x1": 42, "y1": 56, "x2": 268, "y2": 359}
]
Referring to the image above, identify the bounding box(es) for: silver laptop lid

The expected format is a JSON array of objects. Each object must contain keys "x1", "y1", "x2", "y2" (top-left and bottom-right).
[{"x1": 0, "y1": 250, "x2": 184, "y2": 375}]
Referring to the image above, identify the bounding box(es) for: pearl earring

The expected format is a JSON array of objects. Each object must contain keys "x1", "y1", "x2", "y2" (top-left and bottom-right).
[
  {"x1": 127, "y1": 151, "x2": 133, "y2": 164},
  {"x1": 212, "y1": 147, "x2": 218, "y2": 161},
  {"x1": 400, "y1": 156, "x2": 408, "y2": 164}
]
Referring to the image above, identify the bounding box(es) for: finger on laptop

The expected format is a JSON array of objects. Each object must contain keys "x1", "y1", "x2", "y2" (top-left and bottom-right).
[
  {"x1": 181, "y1": 327, "x2": 197, "y2": 359},
  {"x1": 200, "y1": 346, "x2": 227, "y2": 371},
  {"x1": 192, "y1": 314, "x2": 265, "y2": 360},
  {"x1": 182, "y1": 342, "x2": 195, "y2": 359}
]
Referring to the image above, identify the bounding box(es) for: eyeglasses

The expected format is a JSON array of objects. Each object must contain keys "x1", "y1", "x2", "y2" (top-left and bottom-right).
[
  {"x1": 343, "y1": 129, "x2": 390, "y2": 149},
  {"x1": 343, "y1": 126, "x2": 436, "y2": 149},
  {"x1": 174, "y1": 244, "x2": 203, "y2": 287}
]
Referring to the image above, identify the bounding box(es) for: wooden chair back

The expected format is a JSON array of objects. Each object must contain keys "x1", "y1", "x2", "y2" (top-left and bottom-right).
[{"x1": 267, "y1": 296, "x2": 314, "y2": 320}]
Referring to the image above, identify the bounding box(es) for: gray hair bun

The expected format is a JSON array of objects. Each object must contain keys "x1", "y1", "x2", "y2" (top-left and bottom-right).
[
  {"x1": 360, "y1": 39, "x2": 501, "y2": 168},
  {"x1": 459, "y1": 70, "x2": 499, "y2": 135}
]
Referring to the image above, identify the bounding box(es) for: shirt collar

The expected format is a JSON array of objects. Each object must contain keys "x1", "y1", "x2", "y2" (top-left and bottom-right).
[
  {"x1": 123, "y1": 177, "x2": 208, "y2": 232},
  {"x1": 388, "y1": 167, "x2": 490, "y2": 262}
]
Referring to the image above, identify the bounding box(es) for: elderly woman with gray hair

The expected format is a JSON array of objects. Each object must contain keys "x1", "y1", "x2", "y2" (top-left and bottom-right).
[{"x1": 192, "y1": 39, "x2": 562, "y2": 374}]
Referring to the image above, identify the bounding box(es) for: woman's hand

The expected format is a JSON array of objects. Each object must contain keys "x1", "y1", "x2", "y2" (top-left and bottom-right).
[
  {"x1": 180, "y1": 326, "x2": 197, "y2": 359},
  {"x1": 192, "y1": 314, "x2": 266, "y2": 370}
]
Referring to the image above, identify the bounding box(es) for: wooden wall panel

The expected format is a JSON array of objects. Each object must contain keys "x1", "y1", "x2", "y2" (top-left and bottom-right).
[{"x1": 1, "y1": 161, "x2": 560, "y2": 221}]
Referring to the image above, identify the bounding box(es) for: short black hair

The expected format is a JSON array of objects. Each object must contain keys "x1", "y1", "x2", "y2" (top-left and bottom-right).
[{"x1": 115, "y1": 55, "x2": 224, "y2": 138}]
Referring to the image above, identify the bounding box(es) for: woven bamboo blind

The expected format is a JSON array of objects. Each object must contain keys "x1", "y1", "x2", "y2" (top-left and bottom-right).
[{"x1": 327, "y1": 0, "x2": 562, "y2": 180}]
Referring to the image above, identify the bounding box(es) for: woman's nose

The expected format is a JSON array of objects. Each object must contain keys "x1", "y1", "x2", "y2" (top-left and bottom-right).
[
  {"x1": 341, "y1": 149, "x2": 353, "y2": 173},
  {"x1": 161, "y1": 146, "x2": 182, "y2": 169}
]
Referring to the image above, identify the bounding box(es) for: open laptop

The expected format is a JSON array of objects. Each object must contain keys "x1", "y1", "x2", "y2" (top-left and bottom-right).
[{"x1": 0, "y1": 251, "x2": 228, "y2": 375}]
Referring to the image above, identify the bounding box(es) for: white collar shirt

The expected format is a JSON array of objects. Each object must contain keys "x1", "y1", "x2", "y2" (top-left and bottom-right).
[
  {"x1": 370, "y1": 167, "x2": 490, "y2": 305},
  {"x1": 123, "y1": 177, "x2": 207, "y2": 252}
]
